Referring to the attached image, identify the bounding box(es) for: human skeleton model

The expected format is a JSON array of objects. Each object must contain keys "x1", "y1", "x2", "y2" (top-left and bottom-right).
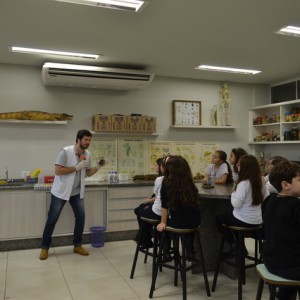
[{"x1": 220, "y1": 83, "x2": 232, "y2": 126}]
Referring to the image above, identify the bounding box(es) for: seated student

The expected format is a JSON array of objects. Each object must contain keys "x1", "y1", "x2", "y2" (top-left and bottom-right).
[
  {"x1": 156, "y1": 155, "x2": 201, "y2": 257},
  {"x1": 216, "y1": 155, "x2": 269, "y2": 254},
  {"x1": 134, "y1": 157, "x2": 164, "y2": 247},
  {"x1": 264, "y1": 156, "x2": 288, "y2": 193},
  {"x1": 262, "y1": 160, "x2": 300, "y2": 300},
  {"x1": 204, "y1": 150, "x2": 233, "y2": 184},
  {"x1": 229, "y1": 148, "x2": 247, "y2": 183}
]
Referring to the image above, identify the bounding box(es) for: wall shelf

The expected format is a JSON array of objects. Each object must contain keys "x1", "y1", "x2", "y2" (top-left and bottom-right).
[
  {"x1": 171, "y1": 125, "x2": 238, "y2": 129},
  {"x1": 91, "y1": 131, "x2": 160, "y2": 137},
  {"x1": 249, "y1": 141, "x2": 300, "y2": 145},
  {"x1": 0, "y1": 120, "x2": 68, "y2": 124},
  {"x1": 253, "y1": 123, "x2": 280, "y2": 127}
]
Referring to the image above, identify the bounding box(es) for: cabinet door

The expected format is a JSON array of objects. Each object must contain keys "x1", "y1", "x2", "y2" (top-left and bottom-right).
[
  {"x1": 84, "y1": 189, "x2": 107, "y2": 230},
  {"x1": 0, "y1": 191, "x2": 46, "y2": 240},
  {"x1": 46, "y1": 189, "x2": 107, "y2": 235},
  {"x1": 108, "y1": 186, "x2": 153, "y2": 231}
]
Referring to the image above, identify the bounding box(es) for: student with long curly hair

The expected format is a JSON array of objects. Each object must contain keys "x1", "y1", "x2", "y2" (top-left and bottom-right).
[
  {"x1": 156, "y1": 155, "x2": 201, "y2": 256},
  {"x1": 215, "y1": 154, "x2": 269, "y2": 254}
]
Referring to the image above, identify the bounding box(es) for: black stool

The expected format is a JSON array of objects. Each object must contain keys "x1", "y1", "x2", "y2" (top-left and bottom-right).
[
  {"x1": 149, "y1": 226, "x2": 211, "y2": 300},
  {"x1": 212, "y1": 224, "x2": 262, "y2": 300},
  {"x1": 130, "y1": 217, "x2": 160, "y2": 279},
  {"x1": 256, "y1": 264, "x2": 300, "y2": 300}
]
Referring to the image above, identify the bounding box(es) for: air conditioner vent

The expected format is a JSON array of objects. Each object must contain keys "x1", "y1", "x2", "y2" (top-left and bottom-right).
[{"x1": 42, "y1": 62, "x2": 154, "y2": 90}]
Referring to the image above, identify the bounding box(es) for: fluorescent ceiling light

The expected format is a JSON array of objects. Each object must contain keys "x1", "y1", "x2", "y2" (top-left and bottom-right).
[
  {"x1": 276, "y1": 25, "x2": 300, "y2": 37},
  {"x1": 43, "y1": 62, "x2": 103, "y2": 71},
  {"x1": 10, "y1": 46, "x2": 99, "y2": 59},
  {"x1": 54, "y1": 0, "x2": 148, "y2": 12},
  {"x1": 195, "y1": 65, "x2": 261, "y2": 75}
]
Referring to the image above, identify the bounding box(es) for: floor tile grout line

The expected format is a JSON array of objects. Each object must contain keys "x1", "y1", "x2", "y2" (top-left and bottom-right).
[
  {"x1": 3, "y1": 251, "x2": 8, "y2": 300},
  {"x1": 99, "y1": 247, "x2": 142, "y2": 299},
  {"x1": 54, "y1": 247, "x2": 74, "y2": 300},
  {"x1": 2, "y1": 241, "x2": 271, "y2": 300}
]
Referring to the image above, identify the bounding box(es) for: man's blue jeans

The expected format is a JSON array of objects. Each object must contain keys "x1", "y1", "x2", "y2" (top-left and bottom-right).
[{"x1": 41, "y1": 193, "x2": 85, "y2": 249}]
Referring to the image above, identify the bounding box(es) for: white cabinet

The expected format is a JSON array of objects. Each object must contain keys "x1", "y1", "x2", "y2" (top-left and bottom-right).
[
  {"x1": 0, "y1": 190, "x2": 46, "y2": 240},
  {"x1": 107, "y1": 186, "x2": 153, "y2": 231},
  {"x1": 46, "y1": 188, "x2": 107, "y2": 236},
  {"x1": 249, "y1": 99, "x2": 300, "y2": 144}
]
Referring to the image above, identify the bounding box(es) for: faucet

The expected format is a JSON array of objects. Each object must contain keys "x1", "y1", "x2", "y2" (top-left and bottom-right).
[{"x1": 5, "y1": 167, "x2": 8, "y2": 181}]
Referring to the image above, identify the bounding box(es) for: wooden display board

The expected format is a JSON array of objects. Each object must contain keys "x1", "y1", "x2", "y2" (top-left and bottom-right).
[{"x1": 172, "y1": 100, "x2": 201, "y2": 126}]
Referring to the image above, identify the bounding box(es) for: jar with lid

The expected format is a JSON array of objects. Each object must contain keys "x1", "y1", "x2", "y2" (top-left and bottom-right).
[
  {"x1": 291, "y1": 127, "x2": 298, "y2": 140},
  {"x1": 284, "y1": 131, "x2": 291, "y2": 141}
]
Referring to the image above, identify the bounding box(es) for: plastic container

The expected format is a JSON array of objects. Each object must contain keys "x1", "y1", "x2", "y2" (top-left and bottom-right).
[
  {"x1": 38, "y1": 175, "x2": 44, "y2": 184},
  {"x1": 44, "y1": 176, "x2": 55, "y2": 183},
  {"x1": 90, "y1": 226, "x2": 106, "y2": 248},
  {"x1": 208, "y1": 175, "x2": 216, "y2": 187}
]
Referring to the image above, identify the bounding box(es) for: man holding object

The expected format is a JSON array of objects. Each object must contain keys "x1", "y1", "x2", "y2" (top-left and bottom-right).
[{"x1": 39, "y1": 129, "x2": 104, "y2": 260}]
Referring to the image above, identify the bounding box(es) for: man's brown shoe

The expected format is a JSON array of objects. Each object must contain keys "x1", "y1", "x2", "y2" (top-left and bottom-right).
[
  {"x1": 39, "y1": 249, "x2": 48, "y2": 260},
  {"x1": 74, "y1": 246, "x2": 89, "y2": 256}
]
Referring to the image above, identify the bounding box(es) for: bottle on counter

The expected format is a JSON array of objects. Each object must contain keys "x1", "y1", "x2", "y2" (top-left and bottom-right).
[
  {"x1": 113, "y1": 172, "x2": 119, "y2": 183},
  {"x1": 108, "y1": 172, "x2": 114, "y2": 184}
]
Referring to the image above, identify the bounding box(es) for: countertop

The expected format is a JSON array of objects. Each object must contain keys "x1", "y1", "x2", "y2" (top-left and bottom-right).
[{"x1": 0, "y1": 180, "x2": 233, "y2": 199}]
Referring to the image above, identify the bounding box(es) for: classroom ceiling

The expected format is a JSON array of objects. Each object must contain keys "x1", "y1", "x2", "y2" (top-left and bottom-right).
[{"x1": 1, "y1": 0, "x2": 300, "y2": 85}]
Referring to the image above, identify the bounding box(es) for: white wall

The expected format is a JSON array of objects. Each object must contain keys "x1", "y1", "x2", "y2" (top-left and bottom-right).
[{"x1": 0, "y1": 63, "x2": 269, "y2": 178}]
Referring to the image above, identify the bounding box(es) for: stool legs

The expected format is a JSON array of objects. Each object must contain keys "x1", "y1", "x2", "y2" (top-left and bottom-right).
[
  {"x1": 149, "y1": 232, "x2": 166, "y2": 298},
  {"x1": 180, "y1": 234, "x2": 187, "y2": 299},
  {"x1": 212, "y1": 235, "x2": 225, "y2": 292},
  {"x1": 149, "y1": 230, "x2": 211, "y2": 300},
  {"x1": 212, "y1": 232, "x2": 252, "y2": 300},
  {"x1": 130, "y1": 221, "x2": 146, "y2": 279},
  {"x1": 255, "y1": 278, "x2": 265, "y2": 300},
  {"x1": 130, "y1": 220, "x2": 158, "y2": 279},
  {"x1": 269, "y1": 285, "x2": 277, "y2": 300},
  {"x1": 194, "y1": 230, "x2": 211, "y2": 297},
  {"x1": 173, "y1": 233, "x2": 180, "y2": 287}
]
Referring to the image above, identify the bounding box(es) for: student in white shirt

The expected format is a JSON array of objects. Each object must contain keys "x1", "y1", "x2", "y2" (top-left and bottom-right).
[
  {"x1": 264, "y1": 156, "x2": 288, "y2": 193},
  {"x1": 215, "y1": 154, "x2": 269, "y2": 254},
  {"x1": 204, "y1": 150, "x2": 233, "y2": 184},
  {"x1": 229, "y1": 147, "x2": 247, "y2": 183},
  {"x1": 134, "y1": 157, "x2": 164, "y2": 247}
]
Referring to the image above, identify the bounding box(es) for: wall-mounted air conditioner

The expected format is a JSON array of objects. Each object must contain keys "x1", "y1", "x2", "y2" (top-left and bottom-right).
[{"x1": 41, "y1": 62, "x2": 154, "y2": 90}]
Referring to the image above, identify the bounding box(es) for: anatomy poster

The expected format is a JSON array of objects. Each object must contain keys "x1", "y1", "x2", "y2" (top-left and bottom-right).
[
  {"x1": 173, "y1": 142, "x2": 198, "y2": 175},
  {"x1": 118, "y1": 139, "x2": 146, "y2": 176},
  {"x1": 89, "y1": 139, "x2": 117, "y2": 176},
  {"x1": 198, "y1": 143, "x2": 219, "y2": 174},
  {"x1": 148, "y1": 141, "x2": 173, "y2": 173}
]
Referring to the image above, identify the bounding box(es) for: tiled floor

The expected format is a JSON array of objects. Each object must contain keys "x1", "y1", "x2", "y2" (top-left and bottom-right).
[{"x1": 0, "y1": 239, "x2": 269, "y2": 300}]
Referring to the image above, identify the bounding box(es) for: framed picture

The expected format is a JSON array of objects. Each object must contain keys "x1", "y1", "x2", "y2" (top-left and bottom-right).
[{"x1": 172, "y1": 100, "x2": 201, "y2": 125}]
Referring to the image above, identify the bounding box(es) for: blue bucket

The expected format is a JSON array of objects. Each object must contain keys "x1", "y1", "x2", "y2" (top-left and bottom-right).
[{"x1": 90, "y1": 226, "x2": 106, "y2": 248}]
